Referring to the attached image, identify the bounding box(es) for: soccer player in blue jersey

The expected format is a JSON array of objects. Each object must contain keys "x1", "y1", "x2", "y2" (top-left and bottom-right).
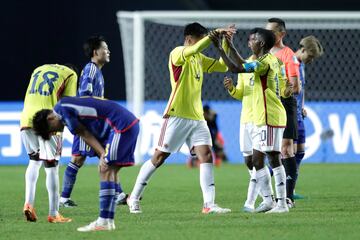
[
  {"x1": 293, "y1": 36, "x2": 323, "y2": 198},
  {"x1": 33, "y1": 97, "x2": 140, "y2": 232},
  {"x1": 58, "y1": 36, "x2": 128, "y2": 207}
]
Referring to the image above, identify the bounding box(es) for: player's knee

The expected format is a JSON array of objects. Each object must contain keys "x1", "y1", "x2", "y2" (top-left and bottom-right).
[
  {"x1": 72, "y1": 155, "x2": 86, "y2": 166},
  {"x1": 152, "y1": 151, "x2": 169, "y2": 167},
  {"x1": 244, "y1": 156, "x2": 253, "y2": 169},
  {"x1": 281, "y1": 144, "x2": 294, "y2": 158},
  {"x1": 43, "y1": 160, "x2": 58, "y2": 168}
]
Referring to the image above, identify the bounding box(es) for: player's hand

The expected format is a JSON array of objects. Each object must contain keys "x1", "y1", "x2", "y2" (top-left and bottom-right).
[
  {"x1": 302, "y1": 108, "x2": 307, "y2": 118},
  {"x1": 223, "y1": 76, "x2": 234, "y2": 91},
  {"x1": 209, "y1": 30, "x2": 222, "y2": 49},
  {"x1": 99, "y1": 152, "x2": 108, "y2": 171},
  {"x1": 216, "y1": 25, "x2": 236, "y2": 37}
]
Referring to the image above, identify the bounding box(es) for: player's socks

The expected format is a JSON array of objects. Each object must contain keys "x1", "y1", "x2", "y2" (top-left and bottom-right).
[
  {"x1": 200, "y1": 163, "x2": 215, "y2": 205},
  {"x1": 99, "y1": 181, "x2": 116, "y2": 220},
  {"x1": 295, "y1": 151, "x2": 305, "y2": 181},
  {"x1": 25, "y1": 160, "x2": 42, "y2": 205},
  {"x1": 45, "y1": 165, "x2": 60, "y2": 216},
  {"x1": 273, "y1": 165, "x2": 287, "y2": 206},
  {"x1": 61, "y1": 162, "x2": 81, "y2": 199},
  {"x1": 130, "y1": 160, "x2": 156, "y2": 200},
  {"x1": 282, "y1": 157, "x2": 297, "y2": 201},
  {"x1": 244, "y1": 169, "x2": 257, "y2": 208},
  {"x1": 255, "y1": 167, "x2": 273, "y2": 204},
  {"x1": 115, "y1": 182, "x2": 124, "y2": 197}
]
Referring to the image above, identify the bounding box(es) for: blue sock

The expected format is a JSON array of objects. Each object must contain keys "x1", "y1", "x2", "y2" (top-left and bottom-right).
[
  {"x1": 295, "y1": 151, "x2": 305, "y2": 181},
  {"x1": 99, "y1": 181, "x2": 116, "y2": 219},
  {"x1": 61, "y1": 162, "x2": 80, "y2": 198},
  {"x1": 115, "y1": 182, "x2": 123, "y2": 195}
]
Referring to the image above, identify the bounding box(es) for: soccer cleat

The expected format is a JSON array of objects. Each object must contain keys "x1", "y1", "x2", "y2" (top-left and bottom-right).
[
  {"x1": 23, "y1": 203, "x2": 37, "y2": 222},
  {"x1": 127, "y1": 198, "x2": 142, "y2": 214},
  {"x1": 202, "y1": 204, "x2": 231, "y2": 214},
  {"x1": 115, "y1": 193, "x2": 129, "y2": 205},
  {"x1": 59, "y1": 199, "x2": 78, "y2": 208},
  {"x1": 255, "y1": 201, "x2": 275, "y2": 213},
  {"x1": 48, "y1": 213, "x2": 72, "y2": 223},
  {"x1": 242, "y1": 206, "x2": 255, "y2": 213},
  {"x1": 77, "y1": 220, "x2": 113, "y2": 232},
  {"x1": 286, "y1": 198, "x2": 295, "y2": 209},
  {"x1": 265, "y1": 204, "x2": 289, "y2": 214}
]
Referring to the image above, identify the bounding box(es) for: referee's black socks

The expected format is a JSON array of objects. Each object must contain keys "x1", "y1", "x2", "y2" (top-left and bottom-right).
[{"x1": 282, "y1": 157, "x2": 297, "y2": 201}]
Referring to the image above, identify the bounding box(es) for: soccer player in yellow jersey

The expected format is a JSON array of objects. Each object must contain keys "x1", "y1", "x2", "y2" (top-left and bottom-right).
[
  {"x1": 224, "y1": 55, "x2": 271, "y2": 212},
  {"x1": 211, "y1": 27, "x2": 292, "y2": 213},
  {"x1": 20, "y1": 64, "x2": 77, "y2": 223},
  {"x1": 127, "y1": 22, "x2": 235, "y2": 214}
]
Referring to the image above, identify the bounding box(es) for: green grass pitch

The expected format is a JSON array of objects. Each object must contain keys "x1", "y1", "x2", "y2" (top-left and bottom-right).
[{"x1": 1, "y1": 163, "x2": 360, "y2": 240}]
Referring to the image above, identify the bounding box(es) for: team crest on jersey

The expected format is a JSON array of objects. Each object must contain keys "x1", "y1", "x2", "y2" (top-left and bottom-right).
[{"x1": 195, "y1": 73, "x2": 200, "y2": 81}]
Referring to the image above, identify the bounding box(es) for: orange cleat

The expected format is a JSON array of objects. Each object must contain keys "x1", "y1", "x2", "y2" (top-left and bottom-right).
[
  {"x1": 23, "y1": 203, "x2": 37, "y2": 222},
  {"x1": 48, "y1": 213, "x2": 72, "y2": 223}
]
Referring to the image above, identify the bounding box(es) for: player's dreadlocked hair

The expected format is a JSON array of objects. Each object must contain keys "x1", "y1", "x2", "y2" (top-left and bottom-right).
[
  {"x1": 32, "y1": 109, "x2": 52, "y2": 140},
  {"x1": 184, "y1": 22, "x2": 208, "y2": 38}
]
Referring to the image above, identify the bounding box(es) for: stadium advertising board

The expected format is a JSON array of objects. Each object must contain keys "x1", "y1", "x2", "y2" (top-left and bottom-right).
[{"x1": 0, "y1": 101, "x2": 359, "y2": 165}]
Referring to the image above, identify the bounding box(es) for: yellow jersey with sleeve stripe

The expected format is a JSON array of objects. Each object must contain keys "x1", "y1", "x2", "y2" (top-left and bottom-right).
[
  {"x1": 164, "y1": 36, "x2": 228, "y2": 120},
  {"x1": 228, "y1": 56, "x2": 255, "y2": 124},
  {"x1": 242, "y1": 53, "x2": 287, "y2": 127},
  {"x1": 21, "y1": 64, "x2": 78, "y2": 128}
]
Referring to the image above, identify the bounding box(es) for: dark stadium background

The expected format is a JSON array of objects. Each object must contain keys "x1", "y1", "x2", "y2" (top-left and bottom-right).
[{"x1": 2, "y1": 0, "x2": 360, "y2": 101}]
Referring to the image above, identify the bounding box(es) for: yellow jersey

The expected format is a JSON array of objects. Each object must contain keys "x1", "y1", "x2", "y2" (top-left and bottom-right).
[
  {"x1": 228, "y1": 56, "x2": 256, "y2": 124},
  {"x1": 21, "y1": 64, "x2": 77, "y2": 128},
  {"x1": 242, "y1": 53, "x2": 287, "y2": 127},
  {"x1": 164, "y1": 36, "x2": 228, "y2": 120}
]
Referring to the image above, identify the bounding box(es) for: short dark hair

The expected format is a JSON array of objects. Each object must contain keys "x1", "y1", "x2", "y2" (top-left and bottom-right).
[
  {"x1": 250, "y1": 28, "x2": 276, "y2": 52},
  {"x1": 33, "y1": 109, "x2": 52, "y2": 140},
  {"x1": 268, "y1": 18, "x2": 286, "y2": 32},
  {"x1": 184, "y1": 22, "x2": 208, "y2": 38},
  {"x1": 83, "y1": 35, "x2": 106, "y2": 58}
]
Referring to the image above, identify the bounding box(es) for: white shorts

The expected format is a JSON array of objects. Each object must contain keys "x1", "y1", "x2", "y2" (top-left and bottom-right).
[
  {"x1": 239, "y1": 123, "x2": 255, "y2": 157},
  {"x1": 157, "y1": 116, "x2": 212, "y2": 153},
  {"x1": 21, "y1": 129, "x2": 62, "y2": 161},
  {"x1": 252, "y1": 125, "x2": 284, "y2": 153}
]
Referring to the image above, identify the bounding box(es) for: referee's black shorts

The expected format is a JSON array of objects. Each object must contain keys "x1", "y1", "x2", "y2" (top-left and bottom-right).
[{"x1": 281, "y1": 96, "x2": 298, "y2": 140}]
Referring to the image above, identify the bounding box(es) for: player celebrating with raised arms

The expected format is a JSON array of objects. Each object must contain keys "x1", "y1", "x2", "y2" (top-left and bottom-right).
[
  {"x1": 127, "y1": 22, "x2": 235, "y2": 214},
  {"x1": 32, "y1": 97, "x2": 140, "y2": 231},
  {"x1": 211, "y1": 28, "x2": 292, "y2": 213}
]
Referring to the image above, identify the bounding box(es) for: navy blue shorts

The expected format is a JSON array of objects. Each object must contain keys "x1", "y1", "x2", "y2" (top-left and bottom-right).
[
  {"x1": 104, "y1": 121, "x2": 140, "y2": 166},
  {"x1": 71, "y1": 135, "x2": 96, "y2": 157},
  {"x1": 294, "y1": 119, "x2": 305, "y2": 144}
]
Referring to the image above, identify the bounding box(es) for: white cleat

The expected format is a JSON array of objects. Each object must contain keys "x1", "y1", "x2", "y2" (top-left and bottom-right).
[
  {"x1": 202, "y1": 204, "x2": 231, "y2": 214},
  {"x1": 77, "y1": 220, "x2": 113, "y2": 232},
  {"x1": 127, "y1": 198, "x2": 142, "y2": 214},
  {"x1": 255, "y1": 201, "x2": 275, "y2": 213},
  {"x1": 242, "y1": 206, "x2": 255, "y2": 213},
  {"x1": 265, "y1": 204, "x2": 289, "y2": 214}
]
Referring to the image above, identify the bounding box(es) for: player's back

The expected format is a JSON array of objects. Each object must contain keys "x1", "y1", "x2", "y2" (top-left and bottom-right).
[
  {"x1": 21, "y1": 64, "x2": 77, "y2": 128},
  {"x1": 55, "y1": 97, "x2": 138, "y2": 142}
]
